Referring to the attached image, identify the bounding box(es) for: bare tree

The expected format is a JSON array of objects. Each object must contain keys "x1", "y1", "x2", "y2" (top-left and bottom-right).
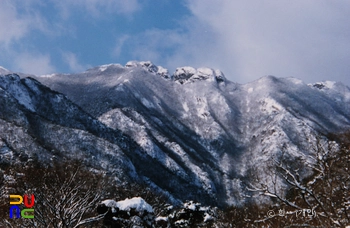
[
  {"x1": 247, "y1": 135, "x2": 350, "y2": 227},
  {"x1": 0, "y1": 160, "x2": 109, "y2": 228}
]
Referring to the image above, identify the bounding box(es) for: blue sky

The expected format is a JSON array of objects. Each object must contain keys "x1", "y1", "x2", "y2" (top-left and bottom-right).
[{"x1": 1, "y1": 0, "x2": 350, "y2": 85}]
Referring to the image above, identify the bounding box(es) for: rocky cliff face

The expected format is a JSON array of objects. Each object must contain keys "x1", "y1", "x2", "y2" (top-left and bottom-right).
[{"x1": 1, "y1": 62, "x2": 350, "y2": 207}]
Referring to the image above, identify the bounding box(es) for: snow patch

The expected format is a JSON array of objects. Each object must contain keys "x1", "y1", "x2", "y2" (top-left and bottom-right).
[
  {"x1": 155, "y1": 216, "x2": 168, "y2": 222},
  {"x1": 99, "y1": 65, "x2": 109, "y2": 72},
  {"x1": 183, "y1": 102, "x2": 189, "y2": 112},
  {"x1": 39, "y1": 73, "x2": 57, "y2": 78},
  {"x1": 99, "y1": 63, "x2": 123, "y2": 71},
  {"x1": 101, "y1": 197, "x2": 153, "y2": 213},
  {"x1": 141, "y1": 98, "x2": 154, "y2": 108},
  {"x1": 195, "y1": 96, "x2": 210, "y2": 119},
  {"x1": 116, "y1": 197, "x2": 153, "y2": 213},
  {"x1": 260, "y1": 97, "x2": 283, "y2": 114},
  {"x1": 203, "y1": 213, "x2": 214, "y2": 222},
  {"x1": 0, "y1": 75, "x2": 36, "y2": 112}
]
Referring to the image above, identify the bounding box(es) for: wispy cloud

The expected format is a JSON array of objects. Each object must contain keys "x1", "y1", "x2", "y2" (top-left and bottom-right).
[
  {"x1": 0, "y1": 1, "x2": 55, "y2": 75},
  {"x1": 0, "y1": 1, "x2": 35, "y2": 47},
  {"x1": 15, "y1": 52, "x2": 56, "y2": 75},
  {"x1": 2, "y1": 0, "x2": 350, "y2": 85},
  {"x1": 113, "y1": 35, "x2": 130, "y2": 58},
  {"x1": 124, "y1": 0, "x2": 350, "y2": 84},
  {"x1": 62, "y1": 52, "x2": 90, "y2": 73},
  {"x1": 0, "y1": 0, "x2": 142, "y2": 74},
  {"x1": 184, "y1": 0, "x2": 350, "y2": 83}
]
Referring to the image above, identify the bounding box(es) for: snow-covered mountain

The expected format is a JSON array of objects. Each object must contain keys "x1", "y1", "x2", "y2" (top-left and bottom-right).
[{"x1": 1, "y1": 62, "x2": 350, "y2": 207}]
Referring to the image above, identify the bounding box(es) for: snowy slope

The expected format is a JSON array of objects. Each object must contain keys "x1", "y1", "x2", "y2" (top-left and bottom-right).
[
  {"x1": 0, "y1": 74, "x2": 139, "y2": 182},
  {"x1": 3, "y1": 62, "x2": 350, "y2": 207}
]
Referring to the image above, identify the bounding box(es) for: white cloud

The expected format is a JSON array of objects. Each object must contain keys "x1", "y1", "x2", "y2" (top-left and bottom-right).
[
  {"x1": 62, "y1": 52, "x2": 90, "y2": 73},
  {"x1": 113, "y1": 35, "x2": 130, "y2": 57},
  {"x1": 125, "y1": 0, "x2": 350, "y2": 84},
  {"x1": 0, "y1": 1, "x2": 32, "y2": 47},
  {"x1": 184, "y1": 0, "x2": 350, "y2": 83},
  {"x1": 0, "y1": 1, "x2": 55, "y2": 75},
  {"x1": 0, "y1": 0, "x2": 49, "y2": 48},
  {"x1": 124, "y1": 18, "x2": 230, "y2": 75},
  {"x1": 15, "y1": 53, "x2": 56, "y2": 75}
]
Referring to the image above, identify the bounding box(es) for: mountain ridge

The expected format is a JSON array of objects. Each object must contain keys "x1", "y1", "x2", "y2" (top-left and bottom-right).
[{"x1": 1, "y1": 61, "x2": 350, "y2": 207}]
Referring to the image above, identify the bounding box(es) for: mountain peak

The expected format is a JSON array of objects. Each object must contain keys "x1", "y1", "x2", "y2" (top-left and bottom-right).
[
  {"x1": 125, "y1": 61, "x2": 170, "y2": 79},
  {"x1": 173, "y1": 66, "x2": 226, "y2": 84},
  {"x1": 123, "y1": 61, "x2": 226, "y2": 84},
  {"x1": 84, "y1": 63, "x2": 124, "y2": 74}
]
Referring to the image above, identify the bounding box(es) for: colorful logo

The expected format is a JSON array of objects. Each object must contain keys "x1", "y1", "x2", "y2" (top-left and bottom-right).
[{"x1": 9, "y1": 194, "x2": 35, "y2": 219}]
